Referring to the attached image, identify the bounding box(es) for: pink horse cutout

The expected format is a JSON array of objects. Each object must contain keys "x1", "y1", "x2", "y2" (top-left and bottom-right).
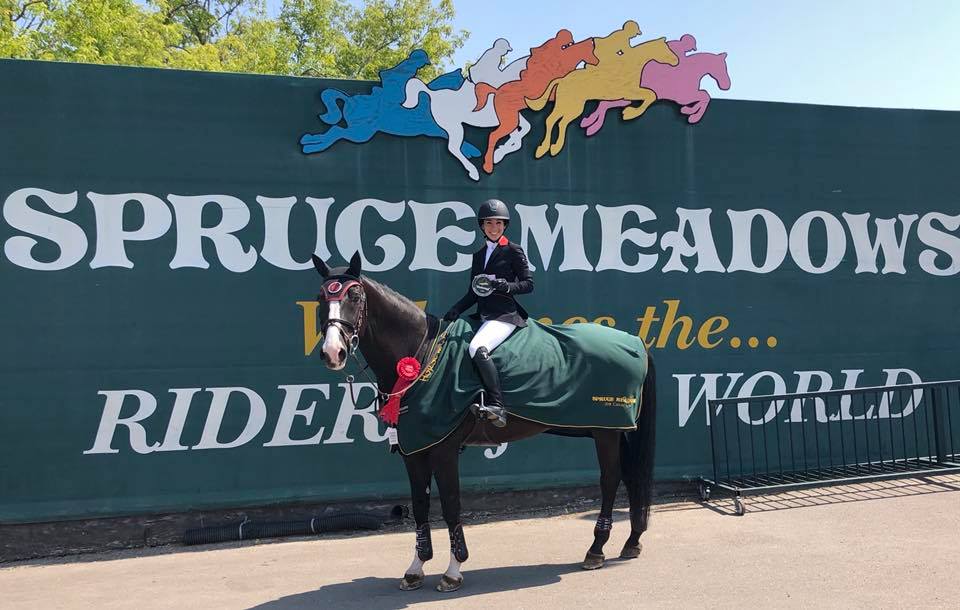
[{"x1": 580, "y1": 34, "x2": 730, "y2": 135}]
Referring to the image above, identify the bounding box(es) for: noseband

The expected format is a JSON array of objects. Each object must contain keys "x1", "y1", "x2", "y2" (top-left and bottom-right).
[{"x1": 319, "y1": 275, "x2": 367, "y2": 354}]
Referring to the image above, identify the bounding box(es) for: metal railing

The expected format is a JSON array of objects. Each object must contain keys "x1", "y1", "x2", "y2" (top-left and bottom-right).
[{"x1": 700, "y1": 379, "x2": 960, "y2": 515}]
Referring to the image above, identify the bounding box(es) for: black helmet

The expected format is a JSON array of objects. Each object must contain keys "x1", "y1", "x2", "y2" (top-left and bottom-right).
[{"x1": 477, "y1": 199, "x2": 510, "y2": 227}]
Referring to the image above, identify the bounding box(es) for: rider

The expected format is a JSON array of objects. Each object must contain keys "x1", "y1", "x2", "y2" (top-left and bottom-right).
[{"x1": 443, "y1": 199, "x2": 534, "y2": 426}]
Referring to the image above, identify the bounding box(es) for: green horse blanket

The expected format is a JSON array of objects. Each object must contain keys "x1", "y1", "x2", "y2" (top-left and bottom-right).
[{"x1": 396, "y1": 319, "x2": 648, "y2": 454}]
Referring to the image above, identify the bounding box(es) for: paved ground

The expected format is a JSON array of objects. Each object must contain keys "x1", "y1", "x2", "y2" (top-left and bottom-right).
[{"x1": 3, "y1": 475, "x2": 959, "y2": 609}]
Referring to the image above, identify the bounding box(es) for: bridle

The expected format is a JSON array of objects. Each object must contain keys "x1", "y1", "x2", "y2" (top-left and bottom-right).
[{"x1": 318, "y1": 275, "x2": 367, "y2": 355}]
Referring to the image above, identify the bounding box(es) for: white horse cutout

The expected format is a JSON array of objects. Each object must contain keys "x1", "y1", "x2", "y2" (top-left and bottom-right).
[{"x1": 403, "y1": 39, "x2": 532, "y2": 181}]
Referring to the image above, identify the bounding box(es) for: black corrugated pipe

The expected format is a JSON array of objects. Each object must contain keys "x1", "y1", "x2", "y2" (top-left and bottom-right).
[{"x1": 183, "y1": 505, "x2": 408, "y2": 546}]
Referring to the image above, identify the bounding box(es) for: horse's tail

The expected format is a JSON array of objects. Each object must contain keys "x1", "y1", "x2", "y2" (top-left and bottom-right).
[
  {"x1": 402, "y1": 78, "x2": 429, "y2": 109},
  {"x1": 524, "y1": 78, "x2": 559, "y2": 111},
  {"x1": 620, "y1": 350, "x2": 657, "y2": 535},
  {"x1": 317, "y1": 89, "x2": 348, "y2": 124},
  {"x1": 473, "y1": 82, "x2": 497, "y2": 111}
]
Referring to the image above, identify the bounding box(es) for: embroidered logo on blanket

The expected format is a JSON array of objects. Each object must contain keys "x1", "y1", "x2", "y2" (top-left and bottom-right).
[{"x1": 592, "y1": 395, "x2": 637, "y2": 407}]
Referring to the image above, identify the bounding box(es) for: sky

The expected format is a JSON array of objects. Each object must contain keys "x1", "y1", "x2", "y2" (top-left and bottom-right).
[{"x1": 268, "y1": 0, "x2": 960, "y2": 111}]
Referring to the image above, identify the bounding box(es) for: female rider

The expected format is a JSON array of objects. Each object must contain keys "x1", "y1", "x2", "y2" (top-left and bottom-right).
[{"x1": 443, "y1": 199, "x2": 534, "y2": 426}]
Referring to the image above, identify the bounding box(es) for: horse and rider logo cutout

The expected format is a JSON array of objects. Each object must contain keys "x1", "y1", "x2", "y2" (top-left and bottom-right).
[{"x1": 299, "y1": 20, "x2": 730, "y2": 182}]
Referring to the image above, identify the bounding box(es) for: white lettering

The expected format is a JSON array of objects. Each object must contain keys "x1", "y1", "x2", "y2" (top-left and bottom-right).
[
  {"x1": 168, "y1": 194, "x2": 257, "y2": 272},
  {"x1": 595, "y1": 204, "x2": 658, "y2": 272},
  {"x1": 3, "y1": 188, "x2": 87, "y2": 271},
  {"x1": 193, "y1": 387, "x2": 267, "y2": 450}
]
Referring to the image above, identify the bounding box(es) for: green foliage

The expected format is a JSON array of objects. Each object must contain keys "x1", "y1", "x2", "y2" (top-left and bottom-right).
[{"x1": 0, "y1": 0, "x2": 467, "y2": 79}]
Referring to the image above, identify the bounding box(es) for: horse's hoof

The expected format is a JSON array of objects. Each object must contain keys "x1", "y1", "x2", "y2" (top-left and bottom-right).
[
  {"x1": 399, "y1": 573, "x2": 424, "y2": 591},
  {"x1": 619, "y1": 543, "x2": 642, "y2": 559},
  {"x1": 436, "y1": 574, "x2": 463, "y2": 592},
  {"x1": 582, "y1": 551, "x2": 605, "y2": 570}
]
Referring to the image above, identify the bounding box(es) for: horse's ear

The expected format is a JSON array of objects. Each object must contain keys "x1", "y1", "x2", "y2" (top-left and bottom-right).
[
  {"x1": 347, "y1": 251, "x2": 362, "y2": 277},
  {"x1": 623, "y1": 20, "x2": 640, "y2": 37},
  {"x1": 312, "y1": 255, "x2": 330, "y2": 278}
]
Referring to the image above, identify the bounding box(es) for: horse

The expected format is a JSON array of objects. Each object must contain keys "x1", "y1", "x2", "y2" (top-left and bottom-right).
[
  {"x1": 310, "y1": 252, "x2": 657, "y2": 593},
  {"x1": 472, "y1": 30, "x2": 598, "y2": 175},
  {"x1": 401, "y1": 39, "x2": 538, "y2": 181},
  {"x1": 580, "y1": 34, "x2": 731, "y2": 134},
  {"x1": 299, "y1": 49, "x2": 481, "y2": 158},
  {"x1": 525, "y1": 21, "x2": 679, "y2": 159}
]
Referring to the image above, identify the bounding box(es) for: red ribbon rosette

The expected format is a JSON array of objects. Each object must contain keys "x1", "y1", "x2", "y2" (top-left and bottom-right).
[
  {"x1": 497, "y1": 236, "x2": 509, "y2": 246},
  {"x1": 380, "y1": 356, "x2": 422, "y2": 426},
  {"x1": 396, "y1": 357, "x2": 421, "y2": 381}
]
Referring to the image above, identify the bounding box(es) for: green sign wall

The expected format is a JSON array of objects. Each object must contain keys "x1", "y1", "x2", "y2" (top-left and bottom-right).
[{"x1": 1, "y1": 59, "x2": 958, "y2": 523}]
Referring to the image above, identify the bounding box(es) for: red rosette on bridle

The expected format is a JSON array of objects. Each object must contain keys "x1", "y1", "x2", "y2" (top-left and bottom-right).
[{"x1": 380, "y1": 357, "x2": 422, "y2": 425}]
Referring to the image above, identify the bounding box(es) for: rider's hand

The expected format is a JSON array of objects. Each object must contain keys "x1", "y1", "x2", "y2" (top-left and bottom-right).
[
  {"x1": 491, "y1": 278, "x2": 510, "y2": 293},
  {"x1": 443, "y1": 309, "x2": 459, "y2": 322}
]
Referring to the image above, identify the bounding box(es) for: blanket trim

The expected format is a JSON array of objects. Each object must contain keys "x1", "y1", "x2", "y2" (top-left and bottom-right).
[{"x1": 396, "y1": 390, "x2": 643, "y2": 456}]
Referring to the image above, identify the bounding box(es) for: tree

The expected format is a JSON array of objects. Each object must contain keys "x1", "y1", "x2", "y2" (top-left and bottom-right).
[
  {"x1": 281, "y1": 0, "x2": 466, "y2": 80},
  {"x1": 0, "y1": 0, "x2": 467, "y2": 79}
]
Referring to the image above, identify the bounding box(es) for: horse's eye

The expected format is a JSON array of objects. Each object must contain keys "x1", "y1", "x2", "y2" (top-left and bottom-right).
[
  {"x1": 348, "y1": 287, "x2": 361, "y2": 301},
  {"x1": 617, "y1": 50, "x2": 624, "y2": 56}
]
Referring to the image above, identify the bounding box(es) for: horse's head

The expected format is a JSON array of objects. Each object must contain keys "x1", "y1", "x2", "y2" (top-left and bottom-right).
[
  {"x1": 562, "y1": 36, "x2": 598, "y2": 68},
  {"x1": 713, "y1": 52, "x2": 732, "y2": 90},
  {"x1": 532, "y1": 29, "x2": 598, "y2": 70},
  {"x1": 643, "y1": 38, "x2": 680, "y2": 68},
  {"x1": 311, "y1": 252, "x2": 366, "y2": 371}
]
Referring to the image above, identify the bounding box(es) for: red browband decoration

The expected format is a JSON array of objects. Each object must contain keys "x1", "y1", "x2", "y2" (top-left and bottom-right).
[
  {"x1": 321, "y1": 278, "x2": 361, "y2": 302},
  {"x1": 380, "y1": 357, "x2": 421, "y2": 425}
]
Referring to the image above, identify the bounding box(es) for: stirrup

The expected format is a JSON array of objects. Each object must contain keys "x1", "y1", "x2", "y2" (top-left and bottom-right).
[
  {"x1": 484, "y1": 405, "x2": 507, "y2": 428},
  {"x1": 470, "y1": 391, "x2": 507, "y2": 428}
]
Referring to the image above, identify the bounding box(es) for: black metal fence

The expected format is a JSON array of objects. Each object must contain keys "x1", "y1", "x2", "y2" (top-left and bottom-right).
[{"x1": 700, "y1": 379, "x2": 960, "y2": 514}]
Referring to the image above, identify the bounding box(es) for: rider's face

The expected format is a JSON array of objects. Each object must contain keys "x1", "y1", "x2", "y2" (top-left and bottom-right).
[{"x1": 482, "y1": 219, "x2": 505, "y2": 241}]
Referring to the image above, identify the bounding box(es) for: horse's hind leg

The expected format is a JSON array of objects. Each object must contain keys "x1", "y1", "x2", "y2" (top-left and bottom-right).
[
  {"x1": 400, "y1": 453, "x2": 433, "y2": 591},
  {"x1": 583, "y1": 429, "x2": 621, "y2": 570},
  {"x1": 431, "y1": 442, "x2": 467, "y2": 592}
]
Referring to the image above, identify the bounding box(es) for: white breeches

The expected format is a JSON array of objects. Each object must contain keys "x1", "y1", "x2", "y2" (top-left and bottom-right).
[{"x1": 468, "y1": 320, "x2": 517, "y2": 358}]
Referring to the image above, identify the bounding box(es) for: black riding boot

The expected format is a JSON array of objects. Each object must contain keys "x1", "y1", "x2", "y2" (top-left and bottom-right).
[{"x1": 472, "y1": 347, "x2": 507, "y2": 427}]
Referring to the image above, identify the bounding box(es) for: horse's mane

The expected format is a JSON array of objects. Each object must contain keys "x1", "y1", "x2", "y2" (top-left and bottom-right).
[{"x1": 362, "y1": 275, "x2": 429, "y2": 327}]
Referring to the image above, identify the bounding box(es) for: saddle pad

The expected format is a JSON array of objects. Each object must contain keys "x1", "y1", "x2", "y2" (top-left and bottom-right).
[{"x1": 396, "y1": 319, "x2": 648, "y2": 454}]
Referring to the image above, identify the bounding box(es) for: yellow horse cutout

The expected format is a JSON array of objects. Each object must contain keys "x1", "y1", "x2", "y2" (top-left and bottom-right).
[{"x1": 526, "y1": 21, "x2": 679, "y2": 158}]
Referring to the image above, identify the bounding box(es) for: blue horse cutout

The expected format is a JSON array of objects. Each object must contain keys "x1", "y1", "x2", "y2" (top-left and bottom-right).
[{"x1": 299, "y1": 49, "x2": 481, "y2": 158}]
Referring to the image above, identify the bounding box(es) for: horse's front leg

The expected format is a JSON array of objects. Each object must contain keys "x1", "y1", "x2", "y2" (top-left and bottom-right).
[
  {"x1": 431, "y1": 442, "x2": 467, "y2": 592},
  {"x1": 621, "y1": 87, "x2": 658, "y2": 121},
  {"x1": 400, "y1": 453, "x2": 433, "y2": 591}
]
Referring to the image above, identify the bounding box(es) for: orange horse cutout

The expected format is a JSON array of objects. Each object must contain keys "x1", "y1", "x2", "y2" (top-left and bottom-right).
[
  {"x1": 525, "y1": 21, "x2": 679, "y2": 159},
  {"x1": 473, "y1": 30, "x2": 598, "y2": 175}
]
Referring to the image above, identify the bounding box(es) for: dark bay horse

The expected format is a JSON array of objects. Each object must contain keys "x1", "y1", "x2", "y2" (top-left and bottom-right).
[{"x1": 311, "y1": 253, "x2": 657, "y2": 592}]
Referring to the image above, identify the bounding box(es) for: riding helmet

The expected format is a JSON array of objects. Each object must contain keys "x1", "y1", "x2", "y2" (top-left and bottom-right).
[{"x1": 477, "y1": 198, "x2": 510, "y2": 227}]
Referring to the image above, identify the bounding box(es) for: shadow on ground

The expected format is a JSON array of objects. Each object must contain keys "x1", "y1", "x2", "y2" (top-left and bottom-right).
[{"x1": 252, "y1": 559, "x2": 630, "y2": 609}]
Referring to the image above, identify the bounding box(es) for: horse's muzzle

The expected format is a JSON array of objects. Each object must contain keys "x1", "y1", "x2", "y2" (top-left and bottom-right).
[{"x1": 321, "y1": 348, "x2": 347, "y2": 370}]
